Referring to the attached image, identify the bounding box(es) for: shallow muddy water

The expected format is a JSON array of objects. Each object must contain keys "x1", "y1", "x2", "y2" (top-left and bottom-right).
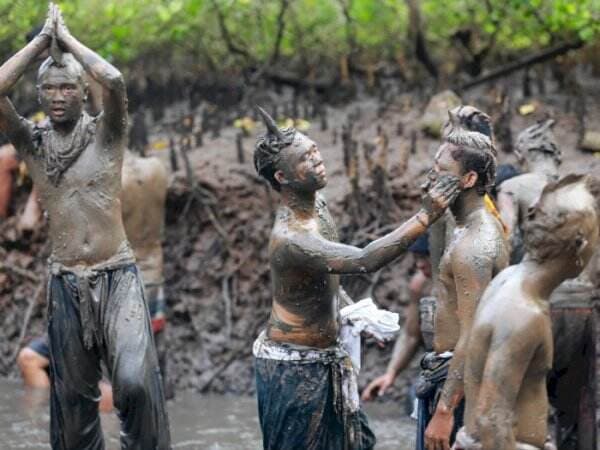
[{"x1": 0, "y1": 379, "x2": 416, "y2": 449}]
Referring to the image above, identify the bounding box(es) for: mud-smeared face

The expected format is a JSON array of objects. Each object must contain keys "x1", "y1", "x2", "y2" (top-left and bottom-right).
[
  {"x1": 38, "y1": 66, "x2": 85, "y2": 125},
  {"x1": 276, "y1": 133, "x2": 327, "y2": 192},
  {"x1": 426, "y1": 143, "x2": 470, "y2": 195}
]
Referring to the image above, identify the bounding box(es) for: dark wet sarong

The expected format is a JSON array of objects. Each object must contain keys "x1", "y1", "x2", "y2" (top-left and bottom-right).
[
  {"x1": 47, "y1": 262, "x2": 171, "y2": 450},
  {"x1": 415, "y1": 352, "x2": 464, "y2": 450},
  {"x1": 254, "y1": 332, "x2": 375, "y2": 450}
]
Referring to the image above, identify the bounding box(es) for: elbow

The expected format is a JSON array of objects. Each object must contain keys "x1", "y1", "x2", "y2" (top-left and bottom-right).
[
  {"x1": 106, "y1": 71, "x2": 125, "y2": 93},
  {"x1": 476, "y1": 412, "x2": 512, "y2": 449}
]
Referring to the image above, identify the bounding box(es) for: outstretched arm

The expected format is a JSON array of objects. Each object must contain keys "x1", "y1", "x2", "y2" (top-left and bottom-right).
[
  {"x1": 279, "y1": 176, "x2": 460, "y2": 275},
  {"x1": 54, "y1": 6, "x2": 127, "y2": 141},
  {"x1": 425, "y1": 246, "x2": 494, "y2": 450}
]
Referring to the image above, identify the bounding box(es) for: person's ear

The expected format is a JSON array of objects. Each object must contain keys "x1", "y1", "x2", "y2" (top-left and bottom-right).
[
  {"x1": 274, "y1": 170, "x2": 287, "y2": 187},
  {"x1": 461, "y1": 170, "x2": 478, "y2": 189},
  {"x1": 575, "y1": 232, "x2": 589, "y2": 268}
]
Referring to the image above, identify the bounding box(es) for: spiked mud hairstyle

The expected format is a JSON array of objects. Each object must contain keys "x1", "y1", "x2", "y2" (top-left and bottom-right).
[
  {"x1": 442, "y1": 105, "x2": 497, "y2": 196},
  {"x1": 524, "y1": 174, "x2": 599, "y2": 263},
  {"x1": 515, "y1": 119, "x2": 561, "y2": 165},
  {"x1": 37, "y1": 53, "x2": 85, "y2": 87},
  {"x1": 254, "y1": 106, "x2": 296, "y2": 191}
]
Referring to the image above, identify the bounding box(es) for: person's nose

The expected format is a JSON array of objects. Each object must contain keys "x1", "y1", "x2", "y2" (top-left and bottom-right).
[{"x1": 51, "y1": 90, "x2": 65, "y2": 103}]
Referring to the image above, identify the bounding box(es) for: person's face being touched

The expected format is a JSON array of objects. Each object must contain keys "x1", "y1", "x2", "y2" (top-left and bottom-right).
[
  {"x1": 428, "y1": 142, "x2": 476, "y2": 193},
  {"x1": 277, "y1": 132, "x2": 327, "y2": 192},
  {"x1": 38, "y1": 66, "x2": 85, "y2": 125}
]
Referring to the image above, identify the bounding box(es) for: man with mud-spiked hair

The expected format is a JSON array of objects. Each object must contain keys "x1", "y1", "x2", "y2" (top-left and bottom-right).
[
  {"x1": 497, "y1": 119, "x2": 561, "y2": 263},
  {"x1": 421, "y1": 105, "x2": 509, "y2": 450},
  {"x1": 252, "y1": 107, "x2": 460, "y2": 450},
  {"x1": 0, "y1": 4, "x2": 170, "y2": 448},
  {"x1": 459, "y1": 175, "x2": 599, "y2": 450}
]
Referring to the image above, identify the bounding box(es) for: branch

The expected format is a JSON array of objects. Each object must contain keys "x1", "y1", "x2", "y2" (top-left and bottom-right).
[
  {"x1": 459, "y1": 40, "x2": 584, "y2": 91},
  {"x1": 269, "y1": 0, "x2": 290, "y2": 66},
  {"x1": 337, "y1": 0, "x2": 357, "y2": 56},
  {"x1": 405, "y1": 0, "x2": 438, "y2": 79},
  {"x1": 209, "y1": 0, "x2": 252, "y2": 61}
]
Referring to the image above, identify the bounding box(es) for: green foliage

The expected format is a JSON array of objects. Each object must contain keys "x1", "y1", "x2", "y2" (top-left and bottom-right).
[{"x1": 0, "y1": 0, "x2": 597, "y2": 74}]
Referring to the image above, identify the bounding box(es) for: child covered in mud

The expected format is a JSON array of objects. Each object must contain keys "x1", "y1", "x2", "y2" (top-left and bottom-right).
[
  {"x1": 458, "y1": 175, "x2": 599, "y2": 450},
  {"x1": 252, "y1": 107, "x2": 459, "y2": 450}
]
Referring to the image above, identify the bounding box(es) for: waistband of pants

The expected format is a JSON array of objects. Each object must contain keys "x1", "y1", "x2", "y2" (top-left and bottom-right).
[
  {"x1": 48, "y1": 241, "x2": 136, "y2": 277},
  {"x1": 253, "y1": 330, "x2": 360, "y2": 412}
]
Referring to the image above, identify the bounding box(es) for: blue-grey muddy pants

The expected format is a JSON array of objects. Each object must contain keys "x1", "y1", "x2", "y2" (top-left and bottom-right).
[{"x1": 48, "y1": 264, "x2": 171, "y2": 449}]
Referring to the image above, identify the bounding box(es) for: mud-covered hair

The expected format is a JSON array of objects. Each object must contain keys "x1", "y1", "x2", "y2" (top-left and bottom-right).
[
  {"x1": 37, "y1": 53, "x2": 85, "y2": 86},
  {"x1": 442, "y1": 105, "x2": 497, "y2": 196},
  {"x1": 515, "y1": 119, "x2": 561, "y2": 165},
  {"x1": 254, "y1": 107, "x2": 296, "y2": 191},
  {"x1": 524, "y1": 174, "x2": 599, "y2": 262}
]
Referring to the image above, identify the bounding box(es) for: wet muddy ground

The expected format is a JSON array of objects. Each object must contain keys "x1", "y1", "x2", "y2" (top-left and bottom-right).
[{"x1": 0, "y1": 379, "x2": 416, "y2": 450}]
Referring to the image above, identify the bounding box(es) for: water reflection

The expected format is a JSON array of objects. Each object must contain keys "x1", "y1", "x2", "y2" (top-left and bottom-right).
[{"x1": 0, "y1": 379, "x2": 415, "y2": 449}]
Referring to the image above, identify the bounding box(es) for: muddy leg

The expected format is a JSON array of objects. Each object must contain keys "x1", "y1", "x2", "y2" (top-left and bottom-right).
[
  {"x1": 48, "y1": 275, "x2": 104, "y2": 450},
  {"x1": 101, "y1": 266, "x2": 171, "y2": 450}
]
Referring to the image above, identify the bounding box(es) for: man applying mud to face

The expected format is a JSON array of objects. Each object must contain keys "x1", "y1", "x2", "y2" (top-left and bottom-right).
[
  {"x1": 0, "y1": 4, "x2": 170, "y2": 449},
  {"x1": 420, "y1": 106, "x2": 509, "y2": 450},
  {"x1": 458, "y1": 175, "x2": 599, "y2": 450},
  {"x1": 252, "y1": 107, "x2": 459, "y2": 450}
]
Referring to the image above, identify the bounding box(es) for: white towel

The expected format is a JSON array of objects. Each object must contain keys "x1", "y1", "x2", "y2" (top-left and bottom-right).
[{"x1": 339, "y1": 298, "x2": 400, "y2": 372}]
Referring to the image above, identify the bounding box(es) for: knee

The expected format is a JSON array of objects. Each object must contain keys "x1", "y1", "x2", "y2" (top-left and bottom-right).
[
  {"x1": 17, "y1": 347, "x2": 49, "y2": 372},
  {"x1": 116, "y1": 369, "x2": 151, "y2": 404}
]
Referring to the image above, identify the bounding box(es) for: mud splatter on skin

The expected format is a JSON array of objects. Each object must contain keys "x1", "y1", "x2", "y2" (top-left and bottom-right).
[
  {"x1": 254, "y1": 111, "x2": 459, "y2": 348},
  {"x1": 0, "y1": 14, "x2": 130, "y2": 268},
  {"x1": 462, "y1": 175, "x2": 599, "y2": 450},
  {"x1": 424, "y1": 107, "x2": 509, "y2": 450}
]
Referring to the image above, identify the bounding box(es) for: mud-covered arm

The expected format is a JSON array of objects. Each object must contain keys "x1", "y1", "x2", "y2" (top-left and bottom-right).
[
  {"x1": 386, "y1": 281, "x2": 422, "y2": 376},
  {"x1": 283, "y1": 176, "x2": 459, "y2": 274},
  {"x1": 55, "y1": 8, "x2": 127, "y2": 143},
  {"x1": 477, "y1": 332, "x2": 540, "y2": 450},
  {"x1": 0, "y1": 99, "x2": 34, "y2": 154},
  {"x1": 438, "y1": 248, "x2": 495, "y2": 413},
  {"x1": 283, "y1": 212, "x2": 431, "y2": 274},
  {"x1": 0, "y1": 13, "x2": 51, "y2": 150}
]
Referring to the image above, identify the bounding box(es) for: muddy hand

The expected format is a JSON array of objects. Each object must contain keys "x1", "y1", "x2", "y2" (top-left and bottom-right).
[
  {"x1": 40, "y1": 3, "x2": 56, "y2": 39},
  {"x1": 421, "y1": 174, "x2": 460, "y2": 222},
  {"x1": 361, "y1": 373, "x2": 394, "y2": 401},
  {"x1": 54, "y1": 3, "x2": 71, "y2": 43}
]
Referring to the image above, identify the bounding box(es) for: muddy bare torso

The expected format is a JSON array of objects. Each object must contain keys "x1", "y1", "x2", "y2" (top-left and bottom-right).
[
  {"x1": 464, "y1": 265, "x2": 553, "y2": 448},
  {"x1": 22, "y1": 117, "x2": 129, "y2": 266},
  {"x1": 121, "y1": 153, "x2": 168, "y2": 284},
  {"x1": 434, "y1": 208, "x2": 508, "y2": 352},
  {"x1": 268, "y1": 194, "x2": 341, "y2": 348}
]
